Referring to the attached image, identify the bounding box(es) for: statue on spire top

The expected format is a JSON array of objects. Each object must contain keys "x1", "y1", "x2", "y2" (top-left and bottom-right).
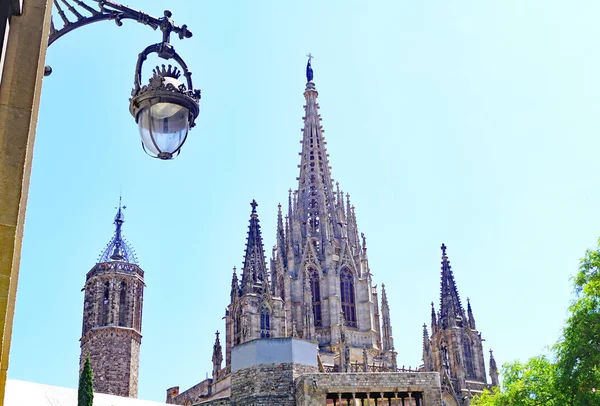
[{"x1": 306, "y1": 53, "x2": 314, "y2": 82}]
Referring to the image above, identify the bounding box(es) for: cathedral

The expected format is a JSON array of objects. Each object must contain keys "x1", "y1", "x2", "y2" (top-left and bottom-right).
[{"x1": 79, "y1": 59, "x2": 499, "y2": 406}]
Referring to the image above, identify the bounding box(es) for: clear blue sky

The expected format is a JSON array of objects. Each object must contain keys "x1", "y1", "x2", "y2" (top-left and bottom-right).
[{"x1": 9, "y1": 0, "x2": 600, "y2": 402}]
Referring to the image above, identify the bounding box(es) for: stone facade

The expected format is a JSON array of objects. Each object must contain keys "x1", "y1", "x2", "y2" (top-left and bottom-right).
[
  {"x1": 161, "y1": 61, "x2": 496, "y2": 406},
  {"x1": 80, "y1": 206, "x2": 144, "y2": 398}
]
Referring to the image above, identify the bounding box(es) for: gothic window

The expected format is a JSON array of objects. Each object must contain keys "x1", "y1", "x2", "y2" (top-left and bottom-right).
[
  {"x1": 234, "y1": 309, "x2": 242, "y2": 345},
  {"x1": 464, "y1": 339, "x2": 475, "y2": 378},
  {"x1": 118, "y1": 281, "x2": 127, "y2": 327},
  {"x1": 340, "y1": 268, "x2": 357, "y2": 327},
  {"x1": 260, "y1": 304, "x2": 271, "y2": 338},
  {"x1": 308, "y1": 267, "x2": 322, "y2": 327},
  {"x1": 101, "y1": 282, "x2": 109, "y2": 326}
]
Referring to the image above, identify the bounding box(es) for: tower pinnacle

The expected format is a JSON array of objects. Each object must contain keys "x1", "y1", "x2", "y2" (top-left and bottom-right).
[
  {"x1": 438, "y1": 243, "x2": 465, "y2": 329},
  {"x1": 240, "y1": 200, "x2": 268, "y2": 294},
  {"x1": 98, "y1": 198, "x2": 138, "y2": 264}
]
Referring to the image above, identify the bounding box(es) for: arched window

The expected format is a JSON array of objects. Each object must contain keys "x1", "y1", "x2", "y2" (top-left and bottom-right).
[
  {"x1": 260, "y1": 304, "x2": 270, "y2": 338},
  {"x1": 308, "y1": 267, "x2": 322, "y2": 327},
  {"x1": 340, "y1": 268, "x2": 356, "y2": 327},
  {"x1": 118, "y1": 281, "x2": 127, "y2": 327},
  {"x1": 101, "y1": 282, "x2": 110, "y2": 325},
  {"x1": 464, "y1": 339, "x2": 475, "y2": 378}
]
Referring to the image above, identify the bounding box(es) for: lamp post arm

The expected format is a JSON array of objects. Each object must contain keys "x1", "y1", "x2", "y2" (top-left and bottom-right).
[{"x1": 48, "y1": 0, "x2": 192, "y2": 47}]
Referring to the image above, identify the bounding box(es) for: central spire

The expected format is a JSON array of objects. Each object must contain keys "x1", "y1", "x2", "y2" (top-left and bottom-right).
[{"x1": 295, "y1": 57, "x2": 339, "y2": 246}]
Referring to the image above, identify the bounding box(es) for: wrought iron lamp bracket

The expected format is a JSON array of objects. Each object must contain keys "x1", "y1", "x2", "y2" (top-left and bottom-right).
[{"x1": 48, "y1": 1, "x2": 192, "y2": 49}]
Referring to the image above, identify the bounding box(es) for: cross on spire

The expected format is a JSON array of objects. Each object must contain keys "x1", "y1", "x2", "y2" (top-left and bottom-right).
[
  {"x1": 306, "y1": 53, "x2": 314, "y2": 61},
  {"x1": 250, "y1": 199, "x2": 258, "y2": 213},
  {"x1": 441, "y1": 243, "x2": 447, "y2": 256}
]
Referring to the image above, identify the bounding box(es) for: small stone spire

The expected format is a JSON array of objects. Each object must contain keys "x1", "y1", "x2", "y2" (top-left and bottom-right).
[
  {"x1": 339, "y1": 311, "x2": 350, "y2": 372},
  {"x1": 302, "y1": 274, "x2": 315, "y2": 339},
  {"x1": 467, "y1": 297, "x2": 477, "y2": 330},
  {"x1": 276, "y1": 203, "x2": 286, "y2": 266},
  {"x1": 212, "y1": 331, "x2": 223, "y2": 380},
  {"x1": 380, "y1": 283, "x2": 394, "y2": 353},
  {"x1": 230, "y1": 267, "x2": 239, "y2": 301},
  {"x1": 438, "y1": 243, "x2": 466, "y2": 329},
  {"x1": 240, "y1": 200, "x2": 269, "y2": 294},
  {"x1": 430, "y1": 301, "x2": 437, "y2": 333},
  {"x1": 489, "y1": 349, "x2": 499, "y2": 386},
  {"x1": 422, "y1": 323, "x2": 433, "y2": 372}
]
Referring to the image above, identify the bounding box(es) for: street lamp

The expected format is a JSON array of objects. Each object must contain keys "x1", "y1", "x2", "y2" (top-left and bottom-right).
[{"x1": 48, "y1": 1, "x2": 200, "y2": 159}]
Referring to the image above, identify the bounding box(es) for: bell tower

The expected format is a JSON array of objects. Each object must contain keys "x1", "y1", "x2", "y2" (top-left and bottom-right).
[{"x1": 79, "y1": 202, "x2": 144, "y2": 398}]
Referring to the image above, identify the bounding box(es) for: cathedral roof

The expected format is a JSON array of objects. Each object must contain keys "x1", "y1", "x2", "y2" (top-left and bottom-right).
[{"x1": 97, "y1": 201, "x2": 138, "y2": 265}]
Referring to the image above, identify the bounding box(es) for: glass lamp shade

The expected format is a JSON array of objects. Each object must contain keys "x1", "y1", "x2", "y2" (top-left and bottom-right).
[{"x1": 137, "y1": 102, "x2": 190, "y2": 160}]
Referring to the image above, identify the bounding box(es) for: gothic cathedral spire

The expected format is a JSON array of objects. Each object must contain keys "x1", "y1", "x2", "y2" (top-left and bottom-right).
[
  {"x1": 240, "y1": 200, "x2": 269, "y2": 294},
  {"x1": 427, "y1": 244, "x2": 488, "y2": 405},
  {"x1": 439, "y1": 243, "x2": 466, "y2": 329},
  {"x1": 295, "y1": 57, "x2": 339, "y2": 251},
  {"x1": 267, "y1": 57, "x2": 388, "y2": 370},
  {"x1": 225, "y1": 201, "x2": 286, "y2": 366}
]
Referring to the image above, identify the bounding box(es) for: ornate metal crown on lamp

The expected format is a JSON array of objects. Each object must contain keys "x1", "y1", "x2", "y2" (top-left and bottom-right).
[{"x1": 47, "y1": 1, "x2": 201, "y2": 160}]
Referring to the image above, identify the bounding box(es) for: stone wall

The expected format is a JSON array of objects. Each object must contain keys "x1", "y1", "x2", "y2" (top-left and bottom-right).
[
  {"x1": 169, "y1": 378, "x2": 212, "y2": 405},
  {"x1": 79, "y1": 327, "x2": 141, "y2": 398},
  {"x1": 295, "y1": 372, "x2": 443, "y2": 406},
  {"x1": 231, "y1": 362, "x2": 319, "y2": 406}
]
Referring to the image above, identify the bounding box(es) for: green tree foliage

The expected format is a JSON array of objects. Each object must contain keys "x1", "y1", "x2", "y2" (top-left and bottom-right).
[
  {"x1": 472, "y1": 356, "x2": 565, "y2": 405},
  {"x1": 78, "y1": 354, "x2": 94, "y2": 406},
  {"x1": 473, "y1": 238, "x2": 600, "y2": 406},
  {"x1": 555, "y1": 240, "x2": 600, "y2": 404}
]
